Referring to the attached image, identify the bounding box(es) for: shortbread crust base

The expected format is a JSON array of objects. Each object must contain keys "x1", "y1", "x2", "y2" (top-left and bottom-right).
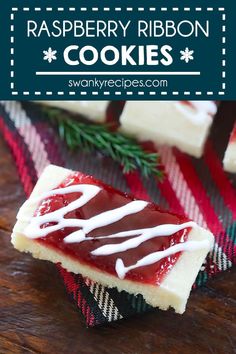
[
  {"x1": 11, "y1": 165, "x2": 214, "y2": 314},
  {"x1": 223, "y1": 141, "x2": 236, "y2": 173},
  {"x1": 120, "y1": 101, "x2": 213, "y2": 158}
]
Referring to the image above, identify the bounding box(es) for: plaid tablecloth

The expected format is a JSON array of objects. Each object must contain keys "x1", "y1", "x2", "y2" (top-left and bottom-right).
[{"x1": 0, "y1": 100, "x2": 235, "y2": 326}]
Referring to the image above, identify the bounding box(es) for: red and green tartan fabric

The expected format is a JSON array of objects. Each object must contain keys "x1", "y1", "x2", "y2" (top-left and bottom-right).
[{"x1": 0, "y1": 100, "x2": 235, "y2": 326}]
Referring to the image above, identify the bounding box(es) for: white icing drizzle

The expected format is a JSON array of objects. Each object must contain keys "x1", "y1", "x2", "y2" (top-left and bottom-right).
[
  {"x1": 24, "y1": 184, "x2": 100, "y2": 207},
  {"x1": 63, "y1": 200, "x2": 148, "y2": 243},
  {"x1": 175, "y1": 101, "x2": 216, "y2": 125},
  {"x1": 24, "y1": 184, "x2": 101, "y2": 238},
  {"x1": 115, "y1": 239, "x2": 210, "y2": 280},
  {"x1": 24, "y1": 185, "x2": 148, "y2": 239},
  {"x1": 24, "y1": 184, "x2": 208, "y2": 279},
  {"x1": 91, "y1": 222, "x2": 196, "y2": 256}
]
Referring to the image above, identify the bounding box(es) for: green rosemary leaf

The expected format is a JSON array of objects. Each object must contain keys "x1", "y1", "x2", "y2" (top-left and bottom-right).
[{"x1": 42, "y1": 106, "x2": 163, "y2": 179}]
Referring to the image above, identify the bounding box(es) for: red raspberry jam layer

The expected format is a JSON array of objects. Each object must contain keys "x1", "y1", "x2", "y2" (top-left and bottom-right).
[{"x1": 35, "y1": 172, "x2": 192, "y2": 285}]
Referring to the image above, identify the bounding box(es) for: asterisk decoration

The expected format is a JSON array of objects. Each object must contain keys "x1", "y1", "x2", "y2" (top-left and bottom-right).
[
  {"x1": 43, "y1": 47, "x2": 57, "y2": 63},
  {"x1": 180, "y1": 47, "x2": 194, "y2": 63}
]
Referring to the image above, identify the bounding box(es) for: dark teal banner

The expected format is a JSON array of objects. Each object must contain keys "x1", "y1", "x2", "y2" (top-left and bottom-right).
[{"x1": 0, "y1": 1, "x2": 235, "y2": 100}]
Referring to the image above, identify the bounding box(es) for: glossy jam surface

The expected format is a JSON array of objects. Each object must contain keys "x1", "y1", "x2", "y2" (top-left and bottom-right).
[{"x1": 35, "y1": 172, "x2": 191, "y2": 285}]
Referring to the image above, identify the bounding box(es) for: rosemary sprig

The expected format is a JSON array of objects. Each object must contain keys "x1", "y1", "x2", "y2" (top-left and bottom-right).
[{"x1": 43, "y1": 107, "x2": 163, "y2": 179}]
